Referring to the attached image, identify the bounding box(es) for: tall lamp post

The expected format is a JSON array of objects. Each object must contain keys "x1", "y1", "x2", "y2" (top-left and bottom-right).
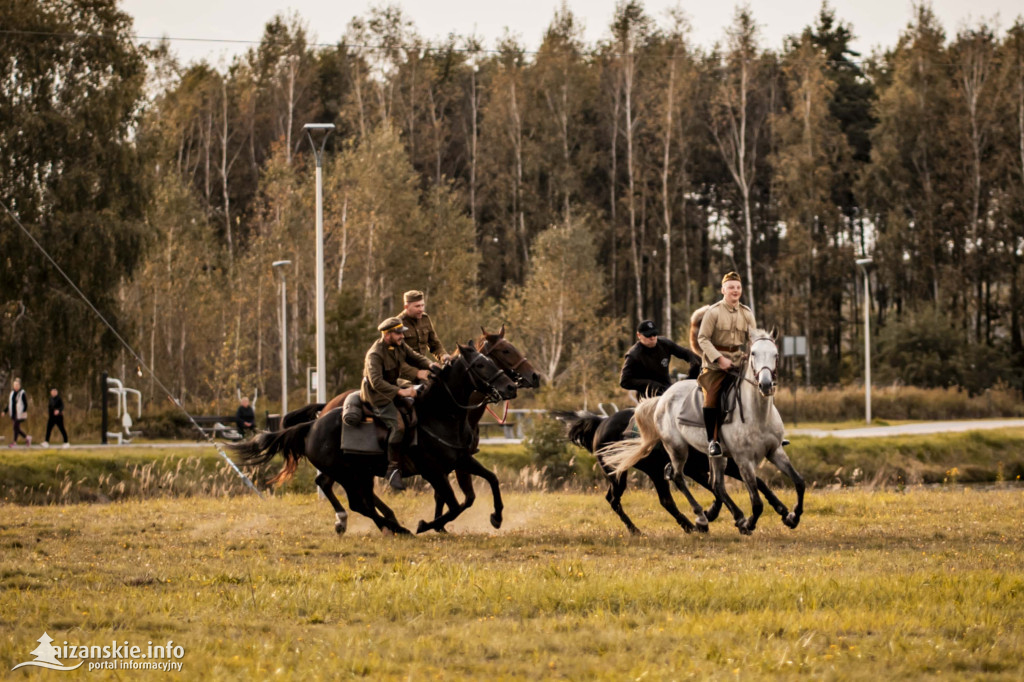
[
  {"x1": 856, "y1": 257, "x2": 873, "y2": 424},
  {"x1": 272, "y1": 260, "x2": 292, "y2": 415},
  {"x1": 303, "y1": 123, "x2": 335, "y2": 404}
]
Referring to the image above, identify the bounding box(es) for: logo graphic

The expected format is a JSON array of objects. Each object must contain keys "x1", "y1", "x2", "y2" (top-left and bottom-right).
[{"x1": 11, "y1": 633, "x2": 83, "y2": 671}]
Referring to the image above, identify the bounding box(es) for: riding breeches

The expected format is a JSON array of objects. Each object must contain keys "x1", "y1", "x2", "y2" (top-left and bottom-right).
[
  {"x1": 371, "y1": 402, "x2": 404, "y2": 445},
  {"x1": 697, "y1": 368, "x2": 735, "y2": 409}
]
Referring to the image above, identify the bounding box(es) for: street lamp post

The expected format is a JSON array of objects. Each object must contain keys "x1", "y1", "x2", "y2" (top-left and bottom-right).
[
  {"x1": 856, "y1": 257, "x2": 873, "y2": 424},
  {"x1": 272, "y1": 260, "x2": 292, "y2": 416},
  {"x1": 303, "y1": 122, "x2": 335, "y2": 404}
]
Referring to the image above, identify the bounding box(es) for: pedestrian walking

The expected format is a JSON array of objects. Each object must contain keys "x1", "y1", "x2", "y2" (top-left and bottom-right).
[
  {"x1": 3, "y1": 378, "x2": 31, "y2": 447},
  {"x1": 43, "y1": 387, "x2": 70, "y2": 448}
]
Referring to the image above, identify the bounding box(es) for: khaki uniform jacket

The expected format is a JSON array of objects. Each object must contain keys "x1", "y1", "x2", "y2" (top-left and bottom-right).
[
  {"x1": 697, "y1": 300, "x2": 757, "y2": 369},
  {"x1": 399, "y1": 311, "x2": 447, "y2": 361},
  {"x1": 360, "y1": 338, "x2": 432, "y2": 408}
]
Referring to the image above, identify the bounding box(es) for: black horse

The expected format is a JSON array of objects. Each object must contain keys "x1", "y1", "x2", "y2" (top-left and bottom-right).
[
  {"x1": 555, "y1": 408, "x2": 801, "y2": 534},
  {"x1": 277, "y1": 326, "x2": 541, "y2": 532},
  {"x1": 232, "y1": 343, "x2": 517, "y2": 534}
]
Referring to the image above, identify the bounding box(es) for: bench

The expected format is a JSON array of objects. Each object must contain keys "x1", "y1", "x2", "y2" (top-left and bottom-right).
[{"x1": 191, "y1": 416, "x2": 247, "y2": 441}]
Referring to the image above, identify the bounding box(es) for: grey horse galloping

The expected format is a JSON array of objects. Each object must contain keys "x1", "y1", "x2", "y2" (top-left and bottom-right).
[{"x1": 601, "y1": 329, "x2": 805, "y2": 535}]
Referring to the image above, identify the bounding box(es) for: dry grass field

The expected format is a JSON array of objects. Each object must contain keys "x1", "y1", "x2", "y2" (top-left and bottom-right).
[{"x1": 2, "y1": 482, "x2": 1022, "y2": 680}]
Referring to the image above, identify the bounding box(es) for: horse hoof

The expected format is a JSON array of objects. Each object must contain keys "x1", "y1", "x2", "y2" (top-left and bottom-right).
[
  {"x1": 435, "y1": 526, "x2": 449, "y2": 534},
  {"x1": 416, "y1": 520, "x2": 430, "y2": 534},
  {"x1": 396, "y1": 526, "x2": 412, "y2": 535},
  {"x1": 783, "y1": 512, "x2": 800, "y2": 529},
  {"x1": 489, "y1": 513, "x2": 502, "y2": 529},
  {"x1": 695, "y1": 519, "x2": 709, "y2": 534},
  {"x1": 629, "y1": 526, "x2": 644, "y2": 536},
  {"x1": 736, "y1": 518, "x2": 753, "y2": 535},
  {"x1": 334, "y1": 522, "x2": 346, "y2": 535}
]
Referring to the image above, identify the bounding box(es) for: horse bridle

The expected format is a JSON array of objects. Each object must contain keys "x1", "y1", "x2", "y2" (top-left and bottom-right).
[
  {"x1": 747, "y1": 337, "x2": 778, "y2": 394},
  {"x1": 479, "y1": 338, "x2": 532, "y2": 387},
  {"x1": 439, "y1": 352, "x2": 508, "y2": 409}
]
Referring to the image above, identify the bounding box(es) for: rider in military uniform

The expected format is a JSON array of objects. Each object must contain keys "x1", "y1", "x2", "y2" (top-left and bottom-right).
[
  {"x1": 696, "y1": 272, "x2": 757, "y2": 457},
  {"x1": 361, "y1": 316, "x2": 438, "y2": 490},
  {"x1": 399, "y1": 290, "x2": 450, "y2": 363},
  {"x1": 620, "y1": 319, "x2": 699, "y2": 398}
]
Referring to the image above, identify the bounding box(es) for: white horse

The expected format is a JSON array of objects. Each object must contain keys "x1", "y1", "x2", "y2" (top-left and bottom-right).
[{"x1": 601, "y1": 329, "x2": 804, "y2": 535}]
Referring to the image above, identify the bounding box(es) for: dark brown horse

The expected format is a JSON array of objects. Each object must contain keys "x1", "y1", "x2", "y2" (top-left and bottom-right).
[
  {"x1": 276, "y1": 326, "x2": 540, "y2": 531},
  {"x1": 232, "y1": 344, "x2": 518, "y2": 534}
]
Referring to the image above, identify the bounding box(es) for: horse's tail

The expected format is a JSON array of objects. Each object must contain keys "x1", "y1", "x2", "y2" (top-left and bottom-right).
[
  {"x1": 228, "y1": 421, "x2": 312, "y2": 488},
  {"x1": 551, "y1": 410, "x2": 604, "y2": 453},
  {"x1": 281, "y1": 403, "x2": 325, "y2": 428},
  {"x1": 599, "y1": 398, "x2": 661, "y2": 476},
  {"x1": 689, "y1": 305, "x2": 710, "y2": 354}
]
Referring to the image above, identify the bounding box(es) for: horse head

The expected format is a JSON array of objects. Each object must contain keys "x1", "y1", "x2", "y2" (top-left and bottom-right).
[
  {"x1": 456, "y1": 342, "x2": 518, "y2": 402},
  {"x1": 748, "y1": 330, "x2": 778, "y2": 397},
  {"x1": 477, "y1": 325, "x2": 541, "y2": 389}
]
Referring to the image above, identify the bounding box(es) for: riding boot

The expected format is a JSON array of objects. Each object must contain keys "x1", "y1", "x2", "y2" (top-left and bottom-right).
[
  {"x1": 703, "y1": 407, "x2": 722, "y2": 457},
  {"x1": 385, "y1": 445, "x2": 406, "y2": 491}
]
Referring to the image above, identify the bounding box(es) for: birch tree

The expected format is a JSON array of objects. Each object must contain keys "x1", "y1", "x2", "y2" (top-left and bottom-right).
[{"x1": 708, "y1": 7, "x2": 770, "y2": 315}]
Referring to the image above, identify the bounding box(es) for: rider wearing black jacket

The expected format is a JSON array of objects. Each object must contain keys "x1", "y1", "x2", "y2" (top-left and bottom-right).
[{"x1": 620, "y1": 320, "x2": 700, "y2": 398}]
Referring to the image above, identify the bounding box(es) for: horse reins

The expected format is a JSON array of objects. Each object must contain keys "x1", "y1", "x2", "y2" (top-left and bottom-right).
[
  {"x1": 439, "y1": 354, "x2": 505, "y2": 410},
  {"x1": 723, "y1": 338, "x2": 778, "y2": 423},
  {"x1": 727, "y1": 338, "x2": 778, "y2": 389},
  {"x1": 479, "y1": 338, "x2": 530, "y2": 424}
]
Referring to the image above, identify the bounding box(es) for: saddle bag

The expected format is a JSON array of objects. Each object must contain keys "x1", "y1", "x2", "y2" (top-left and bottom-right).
[{"x1": 342, "y1": 391, "x2": 364, "y2": 427}]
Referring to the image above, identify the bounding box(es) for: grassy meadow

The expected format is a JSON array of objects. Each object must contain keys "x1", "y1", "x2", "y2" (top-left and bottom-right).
[
  {"x1": 3, "y1": 427, "x2": 1024, "y2": 506},
  {"x1": 2, "y1": 484, "x2": 1022, "y2": 680}
]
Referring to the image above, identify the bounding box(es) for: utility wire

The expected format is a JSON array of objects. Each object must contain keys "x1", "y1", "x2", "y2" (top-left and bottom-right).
[
  {"x1": 0, "y1": 199, "x2": 263, "y2": 497},
  {"x1": 0, "y1": 27, "x2": 877, "y2": 67}
]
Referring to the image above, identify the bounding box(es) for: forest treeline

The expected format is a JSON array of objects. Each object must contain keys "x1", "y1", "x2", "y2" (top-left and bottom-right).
[{"x1": 2, "y1": 0, "x2": 1024, "y2": 413}]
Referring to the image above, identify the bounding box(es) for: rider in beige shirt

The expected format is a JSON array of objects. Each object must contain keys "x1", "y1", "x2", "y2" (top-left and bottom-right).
[{"x1": 696, "y1": 272, "x2": 756, "y2": 456}]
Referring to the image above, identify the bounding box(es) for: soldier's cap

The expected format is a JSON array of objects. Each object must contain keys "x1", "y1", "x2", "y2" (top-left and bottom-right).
[
  {"x1": 722, "y1": 271, "x2": 742, "y2": 285},
  {"x1": 636, "y1": 320, "x2": 659, "y2": 337},
  {"x1": 378, "y1": 317, "x2": 408, "y2": 334},
  {"x1": 403, "y1": 290, "x2": 424, "y2": 304}
]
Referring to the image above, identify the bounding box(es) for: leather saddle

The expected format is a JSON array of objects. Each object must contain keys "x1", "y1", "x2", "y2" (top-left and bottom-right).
[
  {"x1": 340, "y1": 392, "x2": 418, "y2": 455},
  {"x1": 677, "y1": 378, "x2": 739, "y2": 427}
]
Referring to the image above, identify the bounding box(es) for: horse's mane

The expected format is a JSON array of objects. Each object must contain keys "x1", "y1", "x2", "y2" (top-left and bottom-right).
[{"x1": 750, "y1": 328, "x2": 773, "y2": 343}]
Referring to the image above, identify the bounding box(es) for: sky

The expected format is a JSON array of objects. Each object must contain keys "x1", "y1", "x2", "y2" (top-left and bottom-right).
[{"x1": 121, "y1": 0, "x2": 1023, "y2": 67}]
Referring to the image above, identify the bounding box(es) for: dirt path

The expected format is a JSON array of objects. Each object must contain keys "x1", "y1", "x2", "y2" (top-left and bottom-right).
[{"x1": 790, "y1": 418, "x2": 1024, "y2": 439}]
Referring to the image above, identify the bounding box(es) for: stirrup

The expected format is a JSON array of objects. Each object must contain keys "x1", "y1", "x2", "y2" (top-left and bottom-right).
[{"x1": 708, "y1": 440, "x2": 723, "y2": 457}]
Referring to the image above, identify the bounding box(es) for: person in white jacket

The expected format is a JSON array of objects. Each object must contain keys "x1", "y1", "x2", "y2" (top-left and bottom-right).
[{"x1": 4, "y1": 378, "x2": 31, "y2": 447}]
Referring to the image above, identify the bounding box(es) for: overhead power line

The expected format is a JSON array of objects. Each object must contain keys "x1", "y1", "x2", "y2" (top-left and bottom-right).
[
  {"x1": 0, "y1": 199, "x2": 263, "y2": 497},
  {"x1": 0, "y1": 27, "x2": 880, "y2": 67}
]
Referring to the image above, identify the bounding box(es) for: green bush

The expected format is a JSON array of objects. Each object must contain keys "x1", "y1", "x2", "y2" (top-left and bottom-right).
[
  {"x1": 874, "y1": 306, "x2": 1024, "y2": 394},
  {"x1": 522, "y1": 415, "x2": 577, "y2": 487}
]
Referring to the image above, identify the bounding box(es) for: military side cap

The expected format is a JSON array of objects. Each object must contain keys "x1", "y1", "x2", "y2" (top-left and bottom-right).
[
  {"x1": 403, "y1": 289, "x2": 424, "y2": 303},
  {"x1": 378, "y1": 317, "x2": 407, "y2": 333},
  {"x1": 722, "y1": 271, "x2": 742, "y2": 285},
  {"x1": 637, "y1": 320, "x2": 658, "y2": 337}
]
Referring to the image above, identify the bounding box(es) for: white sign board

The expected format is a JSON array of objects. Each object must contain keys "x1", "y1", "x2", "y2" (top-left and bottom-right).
[
  {"x1": 782, "y1": 336, "x2": 807, "y2": 357},
  {"x1": 306, "y1": 366, "x2": 318, "y2": 405}
]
